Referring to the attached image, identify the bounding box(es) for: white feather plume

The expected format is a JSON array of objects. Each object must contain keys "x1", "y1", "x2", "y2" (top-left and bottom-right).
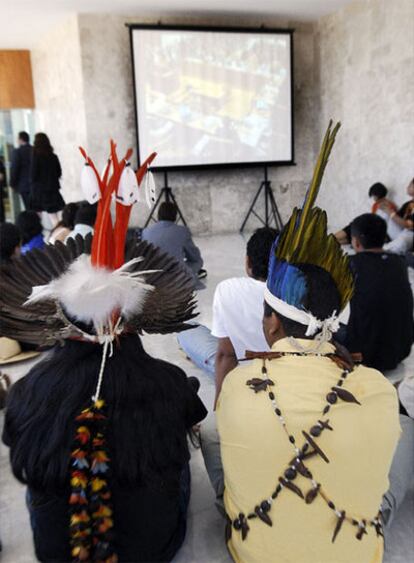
[
  {"x1": 145, "y1": 170, "x2": 157, "y2": 208},
  {"x1": 117, "y1": 164, "x2": 139, "y2": 206},
  {"x1": 26, "y1": 254, "x2": 155, "y2": 327},
  {"x1": 81, "y1": 164, "x2": 101, "y2": 204}
]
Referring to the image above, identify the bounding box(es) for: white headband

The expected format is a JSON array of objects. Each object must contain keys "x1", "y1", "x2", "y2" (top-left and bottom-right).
[{"x1": 264, "y1": 287, "x2": 340, "y2": 338}]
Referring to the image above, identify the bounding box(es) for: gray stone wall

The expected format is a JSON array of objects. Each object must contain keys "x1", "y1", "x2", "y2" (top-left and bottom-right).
[
  {"x1": 77, "y1": 14, "x2": 318, "y2": 233},
  {"x1": 315, "y1": 0, "x2": 414, "y2": 232}
]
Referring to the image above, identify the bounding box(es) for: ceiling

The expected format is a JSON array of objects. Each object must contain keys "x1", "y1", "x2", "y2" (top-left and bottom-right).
[{"x1": 1, "y1": 0, "x2": 354, "y2": 49}]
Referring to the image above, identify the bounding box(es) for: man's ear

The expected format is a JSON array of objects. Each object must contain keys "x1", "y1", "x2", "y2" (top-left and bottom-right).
[
  {"x1": 269, "y1": 311, "x2": 282, "y2": 338},
  {"x1": 245, "y1": 255, "x2": 252, "y2": 276}
]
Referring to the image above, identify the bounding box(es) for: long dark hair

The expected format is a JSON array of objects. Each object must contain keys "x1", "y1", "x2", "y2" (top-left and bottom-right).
[
  {"x1": 5, "y1": 334, "x2": 192, "y2": 492},
  {"x1": 34, "y1": 132, "x2": 53, "y2": 155}
]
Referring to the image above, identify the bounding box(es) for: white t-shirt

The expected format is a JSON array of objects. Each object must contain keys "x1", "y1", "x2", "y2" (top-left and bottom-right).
[{"x1": 212, "y1": 277, "x2": 269, "y2": 359}]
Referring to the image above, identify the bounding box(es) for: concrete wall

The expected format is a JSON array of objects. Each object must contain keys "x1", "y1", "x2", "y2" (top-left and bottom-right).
[
  {"x1": 77, "y1": 14, "x2": 318, "y2": 233},
  {"x1": 31, "y1": 15, "x2": 88, "y2": 203},
  {"x1": 30, "y1": 13, "x2": 317, "y2": 233},
  {"x1": 315, "y1": 0, "x2": 414, "y2": 231}
]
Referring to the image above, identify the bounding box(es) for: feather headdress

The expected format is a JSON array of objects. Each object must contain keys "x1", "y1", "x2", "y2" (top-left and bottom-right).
[
  {"x1": 0, "y1": 141, "x2": 198, "y2": 563},
  {"x1": 265, "y1": 121, "x2": 354, "y2": 338}
]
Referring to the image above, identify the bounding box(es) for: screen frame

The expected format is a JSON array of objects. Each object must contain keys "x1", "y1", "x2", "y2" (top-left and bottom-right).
[{"x1": 128, "y1": 23, "x2": 295, "y2": 171}]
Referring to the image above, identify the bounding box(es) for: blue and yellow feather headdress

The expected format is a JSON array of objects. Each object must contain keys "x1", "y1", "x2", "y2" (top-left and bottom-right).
[{"x1": 264, "y1": 121, "x2": 354, "y2": 336}]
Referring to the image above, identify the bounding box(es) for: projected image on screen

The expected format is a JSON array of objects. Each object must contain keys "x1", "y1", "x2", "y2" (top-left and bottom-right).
[{"x1": 132, "y1": 28, "x2": 293, "y2": 168}]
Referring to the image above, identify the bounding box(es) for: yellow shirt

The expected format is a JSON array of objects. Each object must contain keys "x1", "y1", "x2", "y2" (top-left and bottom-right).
[{"x1": 216, "y1": 338, "x2": 401, "y2": 563}]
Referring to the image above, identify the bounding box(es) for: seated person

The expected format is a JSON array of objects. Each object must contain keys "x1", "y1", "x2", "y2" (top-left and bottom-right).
[
  {"x1": 16, "y1": 211, "x2": 45, "y2": 254},
  {"x1": 382, "y1": 177, "x2": 414, "y2": 255},
  {"x1": 0, "y1": 222, "x2": 21, "y2": 265},
  {"x1": 204, "y1": 193, "x2": 400, "y2": 563},
  {"x1": 335, "y1": 182, "x2": 399, "y2": 245},
  {"x1": 178, "y1": 228, "x2": 276, "y2": 401},
  {"x1": 66, "y1": 201, "x2": 97, "y2": 241},
  {"x1": 142, "y1": 202, "x2": 205, "y2": 285},
  {"x1": 48, "y1": 202, "x2": 79, "y2": 243},
  {"x1": 338, "y1": 213, "x2": 413, "y2": 371},
  {"x1": 1, "y1": 151, "x2": 207, "y2": 561}
]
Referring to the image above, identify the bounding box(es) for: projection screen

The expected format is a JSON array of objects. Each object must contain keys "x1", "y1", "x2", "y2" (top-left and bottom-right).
[{"x1": 130, "y1": 26, "x2": 294, "y2": 169}]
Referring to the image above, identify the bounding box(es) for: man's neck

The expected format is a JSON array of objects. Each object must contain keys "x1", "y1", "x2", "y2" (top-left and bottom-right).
[{"x1": 359, "y1": 247, "x2": 384, "y2": 253}]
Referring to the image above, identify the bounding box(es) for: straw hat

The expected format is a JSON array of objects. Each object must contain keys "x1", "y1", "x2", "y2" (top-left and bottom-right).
[{"x1": 0, "y1": 337, "x2": 40, "y2": 365}]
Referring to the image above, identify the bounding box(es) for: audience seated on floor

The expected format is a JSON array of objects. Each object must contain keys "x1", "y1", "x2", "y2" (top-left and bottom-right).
[
  {"x1": 178, "y1": 227, "x2": 277, "y2": 403},
  {"x1": 48, "y1": 202, "x2": 79, "y2": 244},
  {"x1": 0, "y1": 222, "x2": 21, "y2": 265},
  {"x1": 334, "y1": 181, "x2": 407, "y2": 247},
  {"x1": 201, "y1": 163, "x2": 401, "y2": 562},
  {"x1": 65, "y1": 201, "x2": 97, "y2": 241},
  {"x1": 383, "y1": 177, "x2": 414, "y2": 255},
  {"x1": 16, "y1": 211, "x2": 45, "y2": 255},
  {"x1": 336, "y1": 213, "x2": 413, "y2": 372},
  {"x1": 141, "y1": 201, "x2": 206, "y2": 287}
]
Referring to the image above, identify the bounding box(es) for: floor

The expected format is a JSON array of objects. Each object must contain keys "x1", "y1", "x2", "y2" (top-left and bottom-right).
[{"x1": 0, "y1": 234, "x2": 413, "y2": 563}]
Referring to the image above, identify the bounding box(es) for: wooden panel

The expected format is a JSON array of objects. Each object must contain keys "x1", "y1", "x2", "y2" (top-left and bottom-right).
[{"x1": 0, "y1": 50, "x2": 35, "y2": 109}]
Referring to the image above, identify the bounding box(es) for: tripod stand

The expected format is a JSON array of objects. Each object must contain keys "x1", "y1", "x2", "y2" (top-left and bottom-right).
[
  {"x1": 144, "y1": 171, "x2": 188, "y2": 228},
  {"x1": 240, "y1": 166, "x2": 283, "y2": 233}
]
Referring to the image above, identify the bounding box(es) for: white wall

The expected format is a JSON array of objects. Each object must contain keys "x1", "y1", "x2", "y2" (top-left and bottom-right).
[
  {"x1": 31, "y1": 15, "x2": 88, "y2": 203},
  {"x1": 315, "y1": 0, "x2": 414, "y2": 232}
]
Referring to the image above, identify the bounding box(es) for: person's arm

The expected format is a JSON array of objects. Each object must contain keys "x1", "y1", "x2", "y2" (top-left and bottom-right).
[
  {"x1": 214, "y1": 337, "x2": 237, "y2": 409},
  {"x1": 380, "y1": 201, "x2": 413, "y2": 230},
  {"x1": 55, "y1": 155, "x2": 62, "y2": 180},
  {"x1": 10, "y1": 149, "x2": 20, "y2": 189},
  {"x1": 334, "y1": 224, "x2": 351, "y2": 245},
  {"x1": 183, "y1": 230, "x2": 203, "y2": 270}
]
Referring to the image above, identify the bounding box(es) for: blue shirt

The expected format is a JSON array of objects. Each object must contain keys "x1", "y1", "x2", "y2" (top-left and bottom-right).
[{"x1": 22, "y1": 234, "x2": 45, "y2": 255}]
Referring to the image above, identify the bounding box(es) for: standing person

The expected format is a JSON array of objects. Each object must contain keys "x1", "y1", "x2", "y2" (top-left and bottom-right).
[
  {"x1": 1, "y1": 141, "x2": 206, "y2": 563},
  {"x1": 201, "y1": 123, "x2": 400, "y2": 563},
  {"x1": 10, "y1": 131, "x2": 33, "y2": 210},
  {"x1": 339, "y1": 213, "x2": 413, "y2": 371},
  {"x1": 142, "y1": 202, "x2": 205, "y2": 288},
  {"x1": 16, "y1": 210, "x2": 45, "y2": 254},
  {"x1": 30, "y1": 133, "x2": 65, "y2": 226},
  {"x1": 0, "y1": 155, "x2": 7, "y2": 222}
]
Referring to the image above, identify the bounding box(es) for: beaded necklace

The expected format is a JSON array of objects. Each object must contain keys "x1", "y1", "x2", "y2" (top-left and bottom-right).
[{"x1": 230, "y1": 349, "x2": 384, "y2": 544}]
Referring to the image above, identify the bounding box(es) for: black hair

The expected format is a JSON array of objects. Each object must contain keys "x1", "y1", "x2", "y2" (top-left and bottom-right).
[
  {"x1": 50, "y1": 203, "x2": 79, "y2": 235},
  {"x1": 158, "y1": 202, "x2": 177, "y2": 222},
  {"x1": 0, "y1": 222, "x2": 21, "y2": 263},
  {"x1": 16, "y1": 211, "x2": 43, "y2": 244},
  {"x1": 4, "y1": 335, "x2": 194, "y2": 491},
  {"x1": 18, "y1": 131, "x2": 29, "y2": 144},
  {"x1": 368, "y1": 182, "x2": 387, "y2": 199},
  {"x1": 75, "y1": 202, "x2": 97, "y2": 227},
  {"x1": 246, "y1": 227, "x2": 278, "y2": 280},
  {"x1": 350, "y1": 213, "x2": 387, "y2": 249},
  {"x1": 264, "y1": 263, "x2": 341, "y2": 338},
  {"x1": 34, "y1": 132, "x2": 53, "y2": 155}
]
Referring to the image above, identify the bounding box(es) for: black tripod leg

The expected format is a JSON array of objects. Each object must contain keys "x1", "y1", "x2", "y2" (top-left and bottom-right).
[
  {"x1": 240, "y1": 182, "x2": 265, "y2": 233},
  {"x1": 169, "y1": 189, "x2": 188, "y2": 228},
  {"x1": 143, "y1": 188, "x2": 165, "y2": 228},
  {"x1": 268, "y1": 188, "x2": 283, "y2": 230}
]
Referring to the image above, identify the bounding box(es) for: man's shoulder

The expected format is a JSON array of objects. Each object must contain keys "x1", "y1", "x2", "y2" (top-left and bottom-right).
[
  {"x1": 349, "y1": 363, "x2": 399, "y2": 400},
  {"x1": 215, "y1": 277, "x2": 264, "y2": 300}
]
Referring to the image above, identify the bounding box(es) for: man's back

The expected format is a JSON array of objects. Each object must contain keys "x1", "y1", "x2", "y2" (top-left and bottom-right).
[
  {"x1": 217, "y1": 338, "x2": 400, "y2": 563},
  {"x1": 10, "y1": 144, "x2": 32, "y2": 194},
  {"x1": 212, "y1": 277, "x2": 269, "y2": 358},
  {"x1": 142, "y1": 221, "x2": 202, "y2": 268},
  {"x1": 346, "y1": 252, "x2": 413, "y2": 370}
]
